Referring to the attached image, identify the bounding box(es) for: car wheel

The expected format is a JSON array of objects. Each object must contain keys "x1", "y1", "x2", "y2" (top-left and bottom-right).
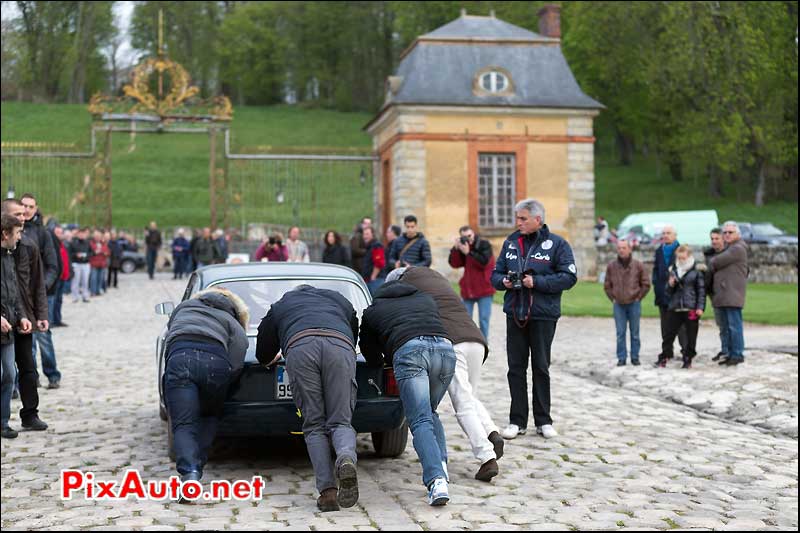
[
  {"x1": 371, "y1": 420, "x2": 408, "y2": 458},
  {"x1": 167, "y1": 417, "x2": 176, "y2": 462},
  {"x1": 120, "y1": 260, "x2": 136, "y2": 274}
]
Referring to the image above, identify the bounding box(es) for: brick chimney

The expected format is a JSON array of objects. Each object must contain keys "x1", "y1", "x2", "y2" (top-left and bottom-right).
[{"x1": 537, "y1": 4, "x2": 561, "y2": 39}]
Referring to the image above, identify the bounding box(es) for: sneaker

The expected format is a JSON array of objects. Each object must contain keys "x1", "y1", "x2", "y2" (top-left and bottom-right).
[
  {"x1": 47, "y1": 380, "x2": 60, "y2": 390},
  {"x1": 536, "y1": 425, "x2": 558, "y2": 439},
  {"x1": 475, "y1": 458, "x2": 499, "y2": 482},
  {"x1": 335, "y1": 458, "x2": 359, "y2": 508},
  {"x1": 82, "y1": 298, "x2": 90, "y2": 303},
  {"x1": 21, "y1": 417, "x2": 48, "y2": 431},
  {"x1": 681, "y1": 361, "x2": 692, "y2": 369},
  {"x1": 616, "y1": 360, "x2": 626, "y2": 367},
  {"x1": 723, "y1": 358, "x2": 744, "y2": 366},
  {"x1": 631, "y1": 360, "x2": 641, "y2": 366},
  {"x1": 712, "y1": 352, "x2": 726, "y2": 362},
  {"x1": 317, "y1": 488, "x2": 339, "y2": 512},
  {"x1": 1, "y1": 426, "x2": 19, "y2": 439},
  {"x1": 500, "y1": 424, "x2": 526, "y2": 440},
  {"x1": 488, "y1": 431, "x2": 504, "y2": 460},
  {"x1": 654, "y1": 359, "x2": 667, "y2": 368},
  {"x1": 427, "y1": 477, "x2": 449, "y2": 506}
]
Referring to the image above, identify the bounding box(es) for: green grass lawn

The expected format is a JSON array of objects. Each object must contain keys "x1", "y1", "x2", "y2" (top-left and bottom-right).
[
  {"x1": 2, "y1": 101, "x2": 797, "y2": 236},
  {"x1": 488, "y1": 282, "x2": 798, "y2": 326}
]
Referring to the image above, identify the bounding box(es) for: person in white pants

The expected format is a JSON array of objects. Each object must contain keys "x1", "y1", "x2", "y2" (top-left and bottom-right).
[
  {"x1": 70, "y1": 263, "x2": 90, "y2": 302},
  {"x1": 387, "y1": 266, "x2": 504, "y2": 482}
]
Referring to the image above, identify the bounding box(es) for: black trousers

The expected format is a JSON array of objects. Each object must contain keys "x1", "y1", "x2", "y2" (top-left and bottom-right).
[
  {"x1": 107, "y1": 267, "x2": 119, "y2": 288},
  {"x1": 506, "y1": 317, "x2": 556, "y2": 429},
  {"x1": 661, "y1": 311, "x2": 699, "y2": 362},
  {"x1": 14, "y1": 333, "x2": 40, "y2": 422},
  {"x1": 659, "y1": 305, "x2": 687, "y2": 357}
]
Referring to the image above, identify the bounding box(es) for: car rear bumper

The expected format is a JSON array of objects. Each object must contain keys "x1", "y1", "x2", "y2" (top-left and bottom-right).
[{"x1": 216, "y1": 397, "x2": 405, "y2": 437}]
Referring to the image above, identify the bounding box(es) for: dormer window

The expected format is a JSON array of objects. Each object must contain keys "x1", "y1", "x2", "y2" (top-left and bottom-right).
[
  {"x1": 474, "y1": 67, "x2": 513, "y2": 96},
  {"x1": 481, "y1": 71, "x2": 507, "y2": 92}
]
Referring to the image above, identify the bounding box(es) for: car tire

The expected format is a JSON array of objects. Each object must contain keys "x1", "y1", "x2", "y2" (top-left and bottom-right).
[
  {"x1": 120, "y1": 260, "x2": 136, "y2": 274},
  {"x1": 167, "y1": 417, "x2": 176, "y2": 462},
  {"x1": 371, "y1": 420, "x2": 408, "y2": 458}
]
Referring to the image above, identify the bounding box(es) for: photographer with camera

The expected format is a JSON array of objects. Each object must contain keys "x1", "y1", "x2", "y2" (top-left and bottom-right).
[
  {"x1": 491, "y1": 199, "x2": 577, "y2": 441},
  {"x1": 448, "y1": 225, "x2": 495, "y2": 340},
  {"x1": 254, "y1": 232, "x2": 289, "y2": 262}
]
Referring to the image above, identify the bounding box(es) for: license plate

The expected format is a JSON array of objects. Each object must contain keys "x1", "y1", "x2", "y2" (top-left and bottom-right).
[{"x1": 276, "y1": 366, "x2": 293, "y2": 400}]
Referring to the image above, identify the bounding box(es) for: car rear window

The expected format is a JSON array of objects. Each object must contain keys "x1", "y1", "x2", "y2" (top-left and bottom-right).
[{"x1": 208, "y1": 278, "x2": 370, "y2": 332}]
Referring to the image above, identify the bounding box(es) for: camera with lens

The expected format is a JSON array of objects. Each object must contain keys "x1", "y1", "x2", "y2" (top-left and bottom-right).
[
  {"x1": 459, "y1": 235, "x2": 470, "y2": 245},
  {"x1": 268, "y1": 236, "x2": 282, "y2": 246},
  {"x1": 507, "y1": 270, "x2": 524, "y2": 290}
]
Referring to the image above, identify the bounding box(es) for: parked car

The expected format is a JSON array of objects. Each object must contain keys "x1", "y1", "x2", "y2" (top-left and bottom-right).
[
  {"x1": 120, "y1": 250, "x2": 146, "y2": 273},
  {"x1": 737, "y1": 222, "x2": 798, "y2": 245},
  {"x1": 155, "y1": 262, "x2": 408, "y2": 458}
]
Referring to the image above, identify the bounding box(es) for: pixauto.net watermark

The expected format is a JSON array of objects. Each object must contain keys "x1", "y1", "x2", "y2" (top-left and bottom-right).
[{"x1": 61, "y1": 469, "x2": 266, "y2": 502}]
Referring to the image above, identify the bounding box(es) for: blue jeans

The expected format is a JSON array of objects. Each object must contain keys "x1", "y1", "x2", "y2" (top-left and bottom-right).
[
  {"x1": 613, "y1": 301, "x2": 641, "y2": 362},
  {"x1": 146, "y1": 249, "x2": 158, "y2": 279},
  {"x1": 1, "y1": 343, "x2": 16, "y2": 428},
  {"x1": 89, "y1": 268, "x2": 104, "y2": 295},
  {"x1": 367, "y1": 277, "x2": 385, "y2": 295},
  {"x1": 32, "y1": 328, "x2": 61, "y2": 384},
  {"x1": 164, "y1": 348, "x2": 232, "y2": 476},
  {"x1": 719, "y1": 307, "x2": 744, "y2": 360},
  {"x1": 51, "y1": 279, "x2": 64, "y2": 325},
  {"x1": 100, "y1": 268, "x2": 109, "y2": 292},
  {"x1": 393, "y1": 336, "x2": 456, "y2": 487},
  {"x1": 463, "y1": 296, "x2": 493, "y2": 340},
  {"x1": 713, "y1": 307, "x2": 729, "y2": 355}
]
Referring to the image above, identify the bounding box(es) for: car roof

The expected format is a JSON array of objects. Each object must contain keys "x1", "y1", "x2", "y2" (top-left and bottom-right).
[{"x1": 197, "y1": 261, "x2": 365, "y2": 286}]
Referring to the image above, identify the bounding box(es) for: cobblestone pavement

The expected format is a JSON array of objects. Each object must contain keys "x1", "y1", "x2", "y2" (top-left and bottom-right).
[{"x1": 1, "y1": 273, "x2": 797, "y2": 530}]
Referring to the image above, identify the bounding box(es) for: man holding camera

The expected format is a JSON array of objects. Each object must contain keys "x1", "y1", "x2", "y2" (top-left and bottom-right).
[
  {"x1": 449, "y1": 225, "x2": 495, "y2": 340},
  {"x1": 491, "y1": 199, "x2": 577, "y2": 440}
]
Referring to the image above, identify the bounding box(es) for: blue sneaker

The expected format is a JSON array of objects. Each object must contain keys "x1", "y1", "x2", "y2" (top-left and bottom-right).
[{"x1": 427, "y1": 477, "x2": 449, "y2": 506}]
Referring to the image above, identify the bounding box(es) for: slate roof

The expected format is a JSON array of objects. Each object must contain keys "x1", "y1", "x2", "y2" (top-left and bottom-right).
[{"x1": 367, "y1": 14, "x2": 602, "y2": 130}]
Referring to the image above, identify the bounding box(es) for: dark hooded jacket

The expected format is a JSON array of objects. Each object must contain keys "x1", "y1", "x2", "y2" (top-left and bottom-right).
[
  {"x1": 388, "y1": 232, "x2": 432, "y2": 268},
  {"x1": 255, "y1": 285, "x2": 359, "y2": 365},
  {"x1": 359, "y1": 281, "x2": 450, "y2": 367},
  {"x1": 165, "y1": 289, "x2": 250, "y2": 373},
  {"x1": 400, "y1": 266, "x2": 489, "y2": 360},
  {"x1": 23, "y1": 210, "x2": 58, "y2": 292},
  {"x1": 1, "y1": 246, "x2": 25, "y2": 344}
]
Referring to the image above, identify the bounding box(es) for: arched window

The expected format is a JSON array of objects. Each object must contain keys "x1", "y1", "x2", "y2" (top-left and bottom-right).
[{"x1": 480, "y1": 71, "x2": 509, "y2": 93}]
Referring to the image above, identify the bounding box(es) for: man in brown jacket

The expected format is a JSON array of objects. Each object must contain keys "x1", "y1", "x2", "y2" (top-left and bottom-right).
[
  {"x1": 1, "y1": 199, "x2": 49, "y2": 431},
  {"x1": 710, "y1": 222, "x2": 749, "y2": 366},
  {"x1": 387, "y1": 266, "x2": 504, "y2": 483},
  {"x1": 604, "y1": 240, "x2": 650, "y2": 366}
]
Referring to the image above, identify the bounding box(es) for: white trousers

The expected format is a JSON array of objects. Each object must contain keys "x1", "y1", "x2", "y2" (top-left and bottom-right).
[
  {"x1": 448, "y1": 341, "x2": 499, "y2": 464},
  {"x1": 71, "y1": 263, "x2": 91, "y2": 300}
]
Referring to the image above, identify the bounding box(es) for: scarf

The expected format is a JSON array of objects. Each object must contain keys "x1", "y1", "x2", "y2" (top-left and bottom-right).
[
  {"x1": 675, "y1": 256, "x2": 695, "y2": 279},
  {"x1": 662, "y1": 241, "x2": 679, "y2": 266}
]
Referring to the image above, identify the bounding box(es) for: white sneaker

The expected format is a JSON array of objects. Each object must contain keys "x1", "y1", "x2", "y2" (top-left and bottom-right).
[
  {"x1": 537, "y1": 425, "x2": 558, "y2": 439},
  {"x1": 500, "y1": 424, "x2": 526, "y2": 440},
  {"x1": 427, "y1": 477, "x2": 449, "y2": 506}
]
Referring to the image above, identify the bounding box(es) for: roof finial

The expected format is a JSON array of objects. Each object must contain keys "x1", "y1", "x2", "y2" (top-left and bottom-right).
[{"x1": 460, "y1": 8, "x2": 467, "y2": 17}]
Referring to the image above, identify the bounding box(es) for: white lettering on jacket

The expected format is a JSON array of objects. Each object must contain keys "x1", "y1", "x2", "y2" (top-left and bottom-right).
[
  {"x1": 532, "y1": 252, "x2": 551, "y2": 261},
  {"x1": 506, "y1": 252, "x2": 518, "y2": 261}
]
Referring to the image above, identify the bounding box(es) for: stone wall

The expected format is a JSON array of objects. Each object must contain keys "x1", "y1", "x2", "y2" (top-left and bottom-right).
[
  {"x1": 566, "y1": 116, "x2": 598, "y2": 278},
  {"x1": 596, "y1": 244, "x2": 798, "y2": 283}
]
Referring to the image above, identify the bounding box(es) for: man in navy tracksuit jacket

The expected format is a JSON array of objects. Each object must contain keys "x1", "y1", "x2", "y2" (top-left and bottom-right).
[{"x1": 491, "y1": 199, "x2": 577, "y2": 440}]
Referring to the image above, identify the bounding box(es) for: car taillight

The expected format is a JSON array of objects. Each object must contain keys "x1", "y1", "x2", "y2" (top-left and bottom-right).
[{"x1": 383, "y1": 367, "x2": 399, "y2": 396}]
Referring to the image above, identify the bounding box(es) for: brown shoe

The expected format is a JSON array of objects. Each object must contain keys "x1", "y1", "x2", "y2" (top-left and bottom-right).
[
  {"x1": 475, "y1": 458, "x2": 499, "y2": 482},
  {"x1": 488, "y1": 431, "x2": 504, "y2": 460},
  {"x1": 317, "y1": 488, "x2": 339, "y2": 512}
]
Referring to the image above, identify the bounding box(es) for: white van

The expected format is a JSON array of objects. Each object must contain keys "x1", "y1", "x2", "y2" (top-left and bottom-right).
[{"x1": 617, "y1": 210, "x2": 720, "y2": 246}]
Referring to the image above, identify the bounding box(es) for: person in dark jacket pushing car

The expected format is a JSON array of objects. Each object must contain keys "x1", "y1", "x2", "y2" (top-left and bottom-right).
[
  {"x1": 359, "y1": 281, "x2": 456, "y2": 507},
  {"x1": 256, "y1": 285, "x2": 361, "y2": 513},
  {"x1": 163, "y1": 287, "x2": 249, "y2": 495}
]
